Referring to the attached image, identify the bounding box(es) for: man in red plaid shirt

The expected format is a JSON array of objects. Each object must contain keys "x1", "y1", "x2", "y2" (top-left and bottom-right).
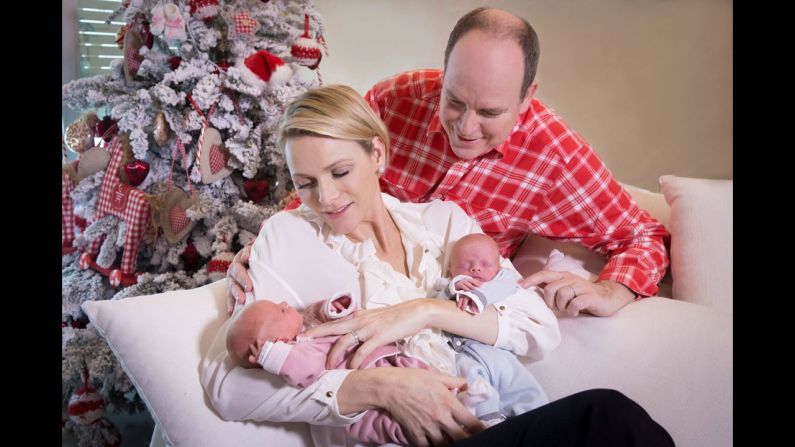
[{"x1": 228, "y1": 7, "x2": 669, "y2": 318}]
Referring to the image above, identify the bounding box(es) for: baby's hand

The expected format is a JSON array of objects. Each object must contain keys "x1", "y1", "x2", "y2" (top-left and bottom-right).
[
  {"x1": 457, "y1": 296, "x2": 476, "y2": 313},
  {"x1": 454, "y1": 278, "x2": 482, "y2": 291},
  {"x1": 247, "y1": 339, "x2": 265, "y2": 365},
  {"x1": 330, "y1": 295, "x2": 352, "y2": 313}
]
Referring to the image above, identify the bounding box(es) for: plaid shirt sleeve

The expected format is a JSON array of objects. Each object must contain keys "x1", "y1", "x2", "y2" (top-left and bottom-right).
[{"x1": 531, "y1": 142, "x2": 670, "y2": 297}]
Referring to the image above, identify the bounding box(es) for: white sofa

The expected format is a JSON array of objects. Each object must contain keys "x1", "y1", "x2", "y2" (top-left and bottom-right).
[{"x1": 82, "y1": 175, "x2": 732, "y2": 447}]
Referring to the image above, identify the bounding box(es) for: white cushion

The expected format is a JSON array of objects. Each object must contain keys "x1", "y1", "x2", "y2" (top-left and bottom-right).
[
  {"x1": 659, "y1": 175, "x2": 733, "y2": 314},
  {"x1": 81, "y1": 280, "x2": 312, "y2": 447},
  {"x1": 528, "y1": 298, "x2": 732, "y2": 447}
]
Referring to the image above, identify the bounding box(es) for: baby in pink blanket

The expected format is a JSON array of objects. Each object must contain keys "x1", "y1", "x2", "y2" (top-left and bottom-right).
[{"x1": 226, "y1": 292, "x2": 485, "y2": 445}]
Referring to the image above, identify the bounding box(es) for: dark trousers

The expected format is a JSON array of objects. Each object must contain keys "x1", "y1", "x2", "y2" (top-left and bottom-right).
[{"x1": 451, "y1": 389, "x2": 675, "y2": 447}]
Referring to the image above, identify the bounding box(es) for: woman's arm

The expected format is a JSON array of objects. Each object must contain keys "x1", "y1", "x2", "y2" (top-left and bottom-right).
[{"x1": 200, "y1": 212, "x2": 363, "y2": 426}]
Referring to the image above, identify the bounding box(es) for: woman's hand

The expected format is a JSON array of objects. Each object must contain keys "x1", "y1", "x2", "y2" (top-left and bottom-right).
[
  {"x1": 339, "y1": 367, "x2": 484, "y2": 447},
  {"x1": 226, "y1": 244, "x2": 253, "y2": 315},
  {"x1": 520, "y1": 271, "x2": 636, "y2": 317},
  {"x1": 304, "y1": 299, "x2": 439, "y2": 369}
]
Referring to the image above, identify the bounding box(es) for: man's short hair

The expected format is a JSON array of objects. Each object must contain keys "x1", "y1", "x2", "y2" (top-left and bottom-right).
[{"x1": 443, "y1": 7, "x2": 540, "y2": 100}]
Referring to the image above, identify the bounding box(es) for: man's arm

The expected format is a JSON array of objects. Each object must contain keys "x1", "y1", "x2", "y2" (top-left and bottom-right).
[{"x1": 521, "y1": 143, "x2": 669, "y2": 316}]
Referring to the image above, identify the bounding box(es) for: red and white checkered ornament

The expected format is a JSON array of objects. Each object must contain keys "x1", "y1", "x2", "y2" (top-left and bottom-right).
[
  {"x1": 190, "y1": 0, "x2": 219, "y2": 20},
  {"x1": 227, "y1": 10, "x2": 259, "y2": 39},
  {"x1": 63, "y1": 169, "x2": 76, "y2": 253},
  {"x1": 87, "y1": 136, "x2": 151, "y2": 285},
  {"x1": 67, "y1": 373, "x2": 104, "y2": 425},
  {"x1": 291, "y1": 14, "x2": 323, "y2": 69}
]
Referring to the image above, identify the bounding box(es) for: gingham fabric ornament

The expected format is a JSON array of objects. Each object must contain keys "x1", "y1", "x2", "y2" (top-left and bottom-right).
[
  {"x1": 238, "y1": 50, "x2": 292, "y2": 89},
  {"x1": 228, "y1": 10, "x2": 259, "y2": 39},
  {"x1": 87, "y1": 136, "x2": 151, "y2": 280},
  {"x1": 198, "y1": 127, "x2": 232, "y2": 183},
  {"x1": 67, "y1": 374, "x2": 104, "y2": 425},
  {"x1": 159, "y1": 188, "x2": 199, "y2": 243},
  {"x1": 63, "y1": 169, "x2": 76, "y2": 252},
  {"x1": 291, "y1": 14, "x2": 323, "y2": 69},
  {"x1": 190, "y1": 0, "x2": 219, "y2": 20},
  {"x1": 123, "y1": 16, "x2": 153, "y2": 84}
]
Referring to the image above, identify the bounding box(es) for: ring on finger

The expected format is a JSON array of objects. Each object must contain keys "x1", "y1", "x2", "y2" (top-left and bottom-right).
[
  {"x1": 569, "y1": 285, "x2": 577, "y2": 297},
  {"x1": 350, "y1": 330, "x2": 361, "y2": 344}
]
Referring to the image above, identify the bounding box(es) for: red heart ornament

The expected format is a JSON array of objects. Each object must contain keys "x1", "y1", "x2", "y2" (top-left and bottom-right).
[
  {"x1": 96, "y1": 116, "x2": 119, "y2": 142},
  {"x1": 244, "y1": 179, "x2": 270, "y2": 203},
  {"x1": 168, "y1": 56, "x2": 182, "y2": 70},
  {"x1": 124, "y1": 160, "x2": 150, "y2": 186},
  {"x1": 181, "y1": 242, "x2": 201, "y2": 270}
]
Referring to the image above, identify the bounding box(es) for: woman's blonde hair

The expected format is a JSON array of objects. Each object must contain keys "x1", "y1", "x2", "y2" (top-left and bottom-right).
[{"x1": 278, "y1": 84, "x2": 390, "y2": 158}]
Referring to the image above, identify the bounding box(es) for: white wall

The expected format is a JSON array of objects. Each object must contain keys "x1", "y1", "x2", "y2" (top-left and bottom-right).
[{"x1": 313, "y1": 0, "x2": 732, "y2": 190}]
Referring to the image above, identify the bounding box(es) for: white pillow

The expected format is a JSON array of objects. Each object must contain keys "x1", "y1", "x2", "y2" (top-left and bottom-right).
[
  {"x1": 659, "y1": 175, "x2": 733, "y2": 314},
  {"x1": 81, "y1": 280, "x2": 313, "y2": 447}
]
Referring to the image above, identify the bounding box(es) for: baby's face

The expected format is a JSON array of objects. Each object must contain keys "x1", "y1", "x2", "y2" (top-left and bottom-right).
[
  {"x1": 450, "y1": 235, "x2": 501, "y2": 281},
  {"x1": 253, "y1": 300, "x2": 304, "y2": 342}
]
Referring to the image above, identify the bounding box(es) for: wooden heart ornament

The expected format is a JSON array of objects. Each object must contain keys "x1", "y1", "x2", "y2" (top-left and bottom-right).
[
  {"x1": 199, "y1": 127, "x2": 232, "y2": 184},
  {"x1": 159, "y1": 188, "x2": 200, "y2": 243}
]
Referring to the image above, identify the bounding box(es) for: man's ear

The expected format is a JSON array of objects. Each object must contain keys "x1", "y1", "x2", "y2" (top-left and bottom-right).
[{"x1": 519, "y1": 80, "x2": 539, "y2": 114}]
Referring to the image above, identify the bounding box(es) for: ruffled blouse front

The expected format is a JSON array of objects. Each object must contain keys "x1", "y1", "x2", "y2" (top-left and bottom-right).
[{"x1": 295, "y1": 193, "x2": 458, "y2": 375}]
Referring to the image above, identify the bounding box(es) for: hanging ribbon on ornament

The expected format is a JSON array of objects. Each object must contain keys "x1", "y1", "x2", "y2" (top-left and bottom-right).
[
  {"x1": 222, "y1": 88, "x2": 247, "y2": 126},
  {"x1": 157, "y1": 135, "x2": 199, "y2": 243},
  {"x1": 169, "y1": 138, "x2": 193, "y2": 193},
  {"x1": 188, "y1": 94, "x2": 233, "y2": 184}
]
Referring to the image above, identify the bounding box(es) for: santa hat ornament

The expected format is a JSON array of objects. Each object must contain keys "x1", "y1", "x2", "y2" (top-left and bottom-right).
[
  {"x1": 291, "y1": 14, "x2": 323, "y2": 69},
  {"x1": 237, "y1": 50, "x2": 292, "y2": 89},
  {"x1": 190, "y1": 0, "x2": 219, "y2": 21}
]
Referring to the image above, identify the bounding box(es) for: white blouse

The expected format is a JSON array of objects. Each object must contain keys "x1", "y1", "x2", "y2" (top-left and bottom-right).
[{"x1": 200, "y1": 194, "x2": 560, "y2": 447}]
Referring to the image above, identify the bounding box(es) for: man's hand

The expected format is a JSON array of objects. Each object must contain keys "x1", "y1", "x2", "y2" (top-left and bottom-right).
[
  {"x1": 520, "y1": 271, "x2": 636, "y2": 317},
  {"x1": 226, "y1": 244, "x2": 253, "y2": 315}
]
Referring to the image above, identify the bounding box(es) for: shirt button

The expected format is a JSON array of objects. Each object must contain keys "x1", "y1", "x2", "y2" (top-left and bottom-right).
[
  {"x1": 499, "y1": 305, "x2": 506, "y2": 311},
  {"x1": 326, "y1": 391, "x2": 333, "y2": 398},
  {"x1": 424, "y1": 248, "x2": 429, "y2": 253}
]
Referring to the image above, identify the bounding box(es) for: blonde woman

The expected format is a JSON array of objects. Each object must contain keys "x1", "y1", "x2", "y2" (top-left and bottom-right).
[{"x1": 201, "y1": 85, "x2": 673, "y2": 447}]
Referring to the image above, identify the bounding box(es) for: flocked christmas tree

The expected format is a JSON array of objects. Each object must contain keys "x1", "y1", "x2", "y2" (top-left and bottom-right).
[{"x1": 62, "y1": 1, "x2": 327, "y2": 444}]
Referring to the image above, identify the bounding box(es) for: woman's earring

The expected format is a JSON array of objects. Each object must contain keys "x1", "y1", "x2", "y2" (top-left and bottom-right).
[{"x1": 376, "y1": 165, "x2": 385, "y2": 176}]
